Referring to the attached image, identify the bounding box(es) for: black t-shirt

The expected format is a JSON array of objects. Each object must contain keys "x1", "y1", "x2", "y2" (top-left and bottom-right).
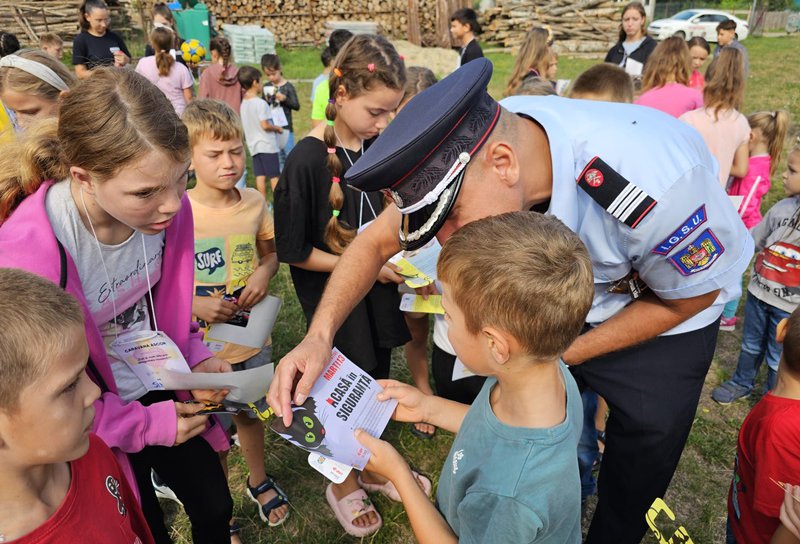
[
  {"x1": 274, "y1": 137, "x2": 410, "y2": 372},
  {"x1": 72, "y1": 30, "x2": 131, "y2": 70},
  {"x1": 460, "y1": 39, "x2": 484, "y2": 66}
]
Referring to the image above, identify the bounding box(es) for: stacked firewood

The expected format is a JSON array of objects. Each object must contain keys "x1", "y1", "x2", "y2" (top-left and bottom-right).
[
  {"x1": 0, "y1": 1, "x2": 132, "y2": 47},
  {"x1": 481, "y1": 0, "x2": 622, "y2": 53}
]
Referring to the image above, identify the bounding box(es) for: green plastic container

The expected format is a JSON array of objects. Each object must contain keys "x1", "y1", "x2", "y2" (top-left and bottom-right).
[{"x1": 173, "y1": 3, "x2": 211, "y2": 59}]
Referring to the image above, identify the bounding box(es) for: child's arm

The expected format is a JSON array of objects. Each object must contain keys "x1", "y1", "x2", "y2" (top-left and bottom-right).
[
  {"x1": 773, "y1": 524, "x2": 800, "y2": 544},
  {"x1": 355, "y1": 430, "x2": 458, "y2": 544},
  {"x1": 777, "y1": 485, "x2": 800, "y2": 542},
  {"x1": 260, "y1": 119, "x2": 283, "y2": 134},
  {"x1": 237, "y1": 238, "x2": 279, "y2": 309},
  {"x1": 377, "y1": 379, "x2": 470, "y2": 434},
  {"x1": 730, "y1": 142, "x2": 750, "y2": 179},
  {"x1": 278, "y1": 82, "x2": 300, "y2": 111}
]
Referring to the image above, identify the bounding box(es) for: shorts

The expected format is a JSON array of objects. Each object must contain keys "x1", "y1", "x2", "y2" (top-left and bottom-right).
[
  {"x1": 252, "y1": 152, "x2": 280, "y2": 179},
  {"x1": 221, "y1": 345, "x2": 272, "y2": 421}
]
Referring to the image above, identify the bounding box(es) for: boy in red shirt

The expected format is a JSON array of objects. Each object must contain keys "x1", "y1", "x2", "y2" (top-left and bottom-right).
[
  {"x1": 0, "y1": 268, "x2": 153, "y2": 544},
  {"x1": 728, "y1": 304, "x2": 800, "y2": 544}
]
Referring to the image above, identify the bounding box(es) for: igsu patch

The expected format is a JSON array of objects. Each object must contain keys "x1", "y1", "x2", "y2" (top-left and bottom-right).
[
  {"x1": 651, "y1": 205, "x2": 708, "y2": 255},
  {"x1": 669, "y1": 229, "x2": 724, "y2": 276}
]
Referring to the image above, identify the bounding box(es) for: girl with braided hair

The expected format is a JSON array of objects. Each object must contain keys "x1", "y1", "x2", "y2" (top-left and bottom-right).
[{"x1": 274, "y1": 34, "x2": 433, "y2": 537}]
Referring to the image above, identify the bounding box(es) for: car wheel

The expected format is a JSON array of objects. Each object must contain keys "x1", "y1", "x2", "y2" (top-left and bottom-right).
[{"x1": 674, "y1": 30, "x2": 686, "y2": 38}]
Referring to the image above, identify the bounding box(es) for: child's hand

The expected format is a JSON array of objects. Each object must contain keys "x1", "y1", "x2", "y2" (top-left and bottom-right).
[
  {"x1": 780, "y1": 485, "x2": 800, "y2": 540},
  {"x1": 376, "y1": 379, "x2": 430, "y2": 423},
  {"x1": 355, "y1": 428, "x2": 408, "y2": 482},
  {"x1": 237, "y1": 266, "x2": 270, "y2": 309},
  {"x1": 173, "y1": 401, "x2": 210, "y2": 445},
  {"x1": 193, "y1": 295, "x2": 238, "y2": 324},
  {"x1": 276, "y1": 92, "x2": 287, "y2": 102},
  {"x1": 190, "y1": 357, "x2": 232, "y2": 403},
  {"x1": 275, "y1": 126, "x2": 284, "y2": 134},
  {"x1": 377, "y1": 263, "x2": 404, "y2": 284}
]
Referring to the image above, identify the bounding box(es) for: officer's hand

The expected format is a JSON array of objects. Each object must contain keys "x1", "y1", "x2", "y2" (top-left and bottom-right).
[{"x1": 268, "y1": 335, "x2": 332, "y2": 427}]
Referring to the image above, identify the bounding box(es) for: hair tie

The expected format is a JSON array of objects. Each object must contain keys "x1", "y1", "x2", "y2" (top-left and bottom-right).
[
  {"x1": 327, "y1": 147, "x2": 336, "y2": 154},
  {"x1": 333, "y1": 68, "x2": 343, "y2": 77},
  {"x1": 772, "y1": 111, "x2": 778, "y2": 118},
  {"x1": 332, "y1": 209, "x2": 340, "y2": 217},
  {"x1": 326, "y1": 120, "x2": 335, "y2": 126},
  {"x1": 0, "y1": 54, "x2": 69, "y2": 91},
  {"x1": 332, "y1": 176, "x2": 341, "y2": 184},
  {"x1": 399, "y1": 55, "x2": 405, "y2": 61},
  {"x1": 328, "y1": 98, "x2": 335, "y2": 104},
  {"x1": 367, "y1": 63, "x2": 375, "y2": 72}
]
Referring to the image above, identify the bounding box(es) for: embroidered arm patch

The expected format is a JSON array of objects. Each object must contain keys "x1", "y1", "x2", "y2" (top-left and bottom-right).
[
  {"x1": 668, "y1": 229, "x2": 724, "y2": 275},
  {"x1": 577, "y1": 156, "x2": 657, "y2": 228},
  {"x1": 651, "y1": 205, "x2": 707, "y2": 255}
]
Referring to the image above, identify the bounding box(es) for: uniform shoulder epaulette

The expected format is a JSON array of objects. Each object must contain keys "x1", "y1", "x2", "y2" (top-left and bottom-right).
[{"x1": 576, "y1": 156, "x2": 657, "y2": 229}]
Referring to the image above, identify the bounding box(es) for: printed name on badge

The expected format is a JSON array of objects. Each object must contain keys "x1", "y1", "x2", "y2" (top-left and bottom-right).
[
  {"x1": 668, "y1": 229, "x2": 724, "y2": 276},
  {"x1": 652, "y1": 205, "x2": 708, "y2": 255}
]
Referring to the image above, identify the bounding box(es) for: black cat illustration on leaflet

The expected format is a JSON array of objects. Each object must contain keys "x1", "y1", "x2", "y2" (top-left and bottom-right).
[{"x1": 268, "y1": 349, "x2": 397, "y2": 470}]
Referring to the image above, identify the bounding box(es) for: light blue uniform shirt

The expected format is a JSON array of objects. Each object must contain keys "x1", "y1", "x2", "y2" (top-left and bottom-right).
[
  {"x1": 437, "y1": 363, "x2": 582, "y2": 543},
  {"x1": 501, "y1": 96, "x2": 754, "y2": 335}
]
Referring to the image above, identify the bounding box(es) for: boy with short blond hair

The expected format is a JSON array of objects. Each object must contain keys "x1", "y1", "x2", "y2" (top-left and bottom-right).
[
  {"x1": 728, "y1": 304, "x2": 800, "y2": 544},
  {"x1": 181, "y1": 99, "x2": 289, "y2": 532},
  {"x1": 570, "y1": 63, "x2": 634, "y2": 103},
  {"x1": 0, "y1": 268, "x2": 153, "y2": 543},
  {"x1": 39, "y1": 32, "x2": 63, "y2": 60},
  {"x1": 356, "y1": 211, "x2": 593, "y2": 543}
]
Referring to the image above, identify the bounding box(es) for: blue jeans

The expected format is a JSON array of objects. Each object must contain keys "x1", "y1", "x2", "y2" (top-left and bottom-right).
[
  {"x1": 278, "y1": 130, "x2": 295, "y2": 172},
  {"x1": 578, "y1": 389, "x2": 599, "y2": 500},
  {"x1": 729, "y1": 293, "x2": 786, "y2": 393}
]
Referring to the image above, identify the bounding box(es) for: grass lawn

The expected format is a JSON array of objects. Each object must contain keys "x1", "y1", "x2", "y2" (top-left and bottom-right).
[{"x1": 143, "y1": 35, "x2": 800, "y2": 543}]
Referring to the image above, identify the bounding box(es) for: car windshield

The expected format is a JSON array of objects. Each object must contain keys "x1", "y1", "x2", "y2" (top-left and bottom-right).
[{"x1": 672, "y1": 10, "x2": 699, "y2": 20}]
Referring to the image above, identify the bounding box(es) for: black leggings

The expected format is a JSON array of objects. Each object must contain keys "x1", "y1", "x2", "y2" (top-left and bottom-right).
[{"x1": 129, "y1": 393, "x2": 232, "y2": 544}]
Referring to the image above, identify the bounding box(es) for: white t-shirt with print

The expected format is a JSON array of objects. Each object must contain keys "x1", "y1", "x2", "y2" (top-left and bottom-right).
[{"x1": 46, "y1": 180, "x2": 165, "y2": 401}]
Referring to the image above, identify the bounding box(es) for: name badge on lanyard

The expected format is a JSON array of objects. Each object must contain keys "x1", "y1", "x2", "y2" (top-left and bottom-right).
[{"x1": 111, "y1": 330, "x2": 192, "y2": 391}]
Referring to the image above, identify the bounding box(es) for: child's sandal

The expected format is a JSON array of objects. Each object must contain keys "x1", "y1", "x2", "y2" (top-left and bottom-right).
[{"x1": 246, "y1": 474, "x2": 290, "y2": 527}]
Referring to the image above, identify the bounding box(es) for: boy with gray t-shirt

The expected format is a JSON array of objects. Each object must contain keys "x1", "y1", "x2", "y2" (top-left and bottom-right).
[{"x1": 355, "y1": 212, "x2": 594, "y2": 543}]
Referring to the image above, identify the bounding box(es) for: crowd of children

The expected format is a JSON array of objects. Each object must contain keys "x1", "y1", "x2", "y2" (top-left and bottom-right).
[{"x1": 0, "y1": 2, "x2": 798, "y2": 543}]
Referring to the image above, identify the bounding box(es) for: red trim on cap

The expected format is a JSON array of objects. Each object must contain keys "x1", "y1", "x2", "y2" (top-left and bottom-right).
[
  {"x1": 389, "y1": 103, "x2": 501, "y2": 190},
  {"x1": 390, "y1": 109, "x2": 470, "y2": 189},
  {"x1": 469, "y1": 103, "x2": 501, "y2": 156}
]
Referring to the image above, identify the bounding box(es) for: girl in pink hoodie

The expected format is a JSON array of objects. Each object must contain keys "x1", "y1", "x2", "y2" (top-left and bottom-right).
[
  {"x1": 720, "y1": 110, "x2": 791, "y2": 331},
  {"x1": 198, "y1": 36, "x2": 242, "y2": 112},
  {"x1": 0, "y1": 68, "x2": 233, "y2": 544}
]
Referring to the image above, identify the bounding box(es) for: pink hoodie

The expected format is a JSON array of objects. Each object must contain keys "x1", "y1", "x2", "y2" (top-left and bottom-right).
[
  {"x1": 0, "y1": 182, "x2": 229, "y2": 496},
  {"x1": 197, "y1": 63, "x2": 242, "y2": 112}
]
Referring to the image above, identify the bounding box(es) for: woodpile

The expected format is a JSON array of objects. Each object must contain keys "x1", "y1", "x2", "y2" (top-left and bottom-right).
[
  {"x1": 481, "y1": 0, "x2": 622, "y2": 53},
  {"x1": 0, "y1": 1, "x2": 133, "y2": 48}
]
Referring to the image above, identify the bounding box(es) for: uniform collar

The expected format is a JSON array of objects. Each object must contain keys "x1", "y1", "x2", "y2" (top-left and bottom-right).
[{"x1": 500, "y1": 97, "x2": 579, "y2": 230}]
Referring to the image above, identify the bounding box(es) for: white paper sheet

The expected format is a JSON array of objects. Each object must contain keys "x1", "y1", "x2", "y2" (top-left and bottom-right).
[
  {"x1": 157, "y1": 363, "x2": 274, "y2": 404},
  {"x1": 452, "y1": 358, "x2": 476, "y2": 381},
  {"x1": 207, "y1": 295, "x2": 282, "y2": 349}
]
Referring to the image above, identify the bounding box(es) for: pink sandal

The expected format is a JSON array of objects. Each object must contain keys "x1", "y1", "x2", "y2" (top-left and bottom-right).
[
  {"x1": 325, "y1": 483, "x2": 383, "y2": 537},
  {"x1": 358, "y1": 471, "x2": 432, "y2": 502}
]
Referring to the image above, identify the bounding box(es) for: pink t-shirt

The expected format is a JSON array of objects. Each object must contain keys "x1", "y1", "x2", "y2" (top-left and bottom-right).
[
  {"x1": 728, "y1": 155, "x2": 771, "y2": 228},
  {"x1": 135, "y1": 56, "x2": 193, "y2": 115},
  {"x1": 634, "y1": 83, "x2": 704, "y2": 118},
  {"x1": 679, "y1": 107, "x2": 751, "y2": 187},
  {"x1": 689, "y1": 70, "x2": 705, "y2": 91}
]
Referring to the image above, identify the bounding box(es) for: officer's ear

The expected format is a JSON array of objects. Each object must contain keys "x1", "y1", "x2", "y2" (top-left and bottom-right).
[{"x1": 480, "y1": 140, "x2": 519, "y2": 189}]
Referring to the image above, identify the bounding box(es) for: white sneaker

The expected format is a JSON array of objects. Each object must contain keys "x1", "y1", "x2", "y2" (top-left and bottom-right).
[{"x1": 151, "y1": 470, "x2": 183, "y2": 506}]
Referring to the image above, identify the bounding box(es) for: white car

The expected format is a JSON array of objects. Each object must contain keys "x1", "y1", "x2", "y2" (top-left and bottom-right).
[{"x1": 648, "y1": 9, "x2": 750, "y2": 42}]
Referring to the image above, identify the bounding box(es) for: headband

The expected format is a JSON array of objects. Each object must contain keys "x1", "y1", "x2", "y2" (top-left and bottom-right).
[{"x1": 0, "y1": 55, "x2": 69, "y2": 92}]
